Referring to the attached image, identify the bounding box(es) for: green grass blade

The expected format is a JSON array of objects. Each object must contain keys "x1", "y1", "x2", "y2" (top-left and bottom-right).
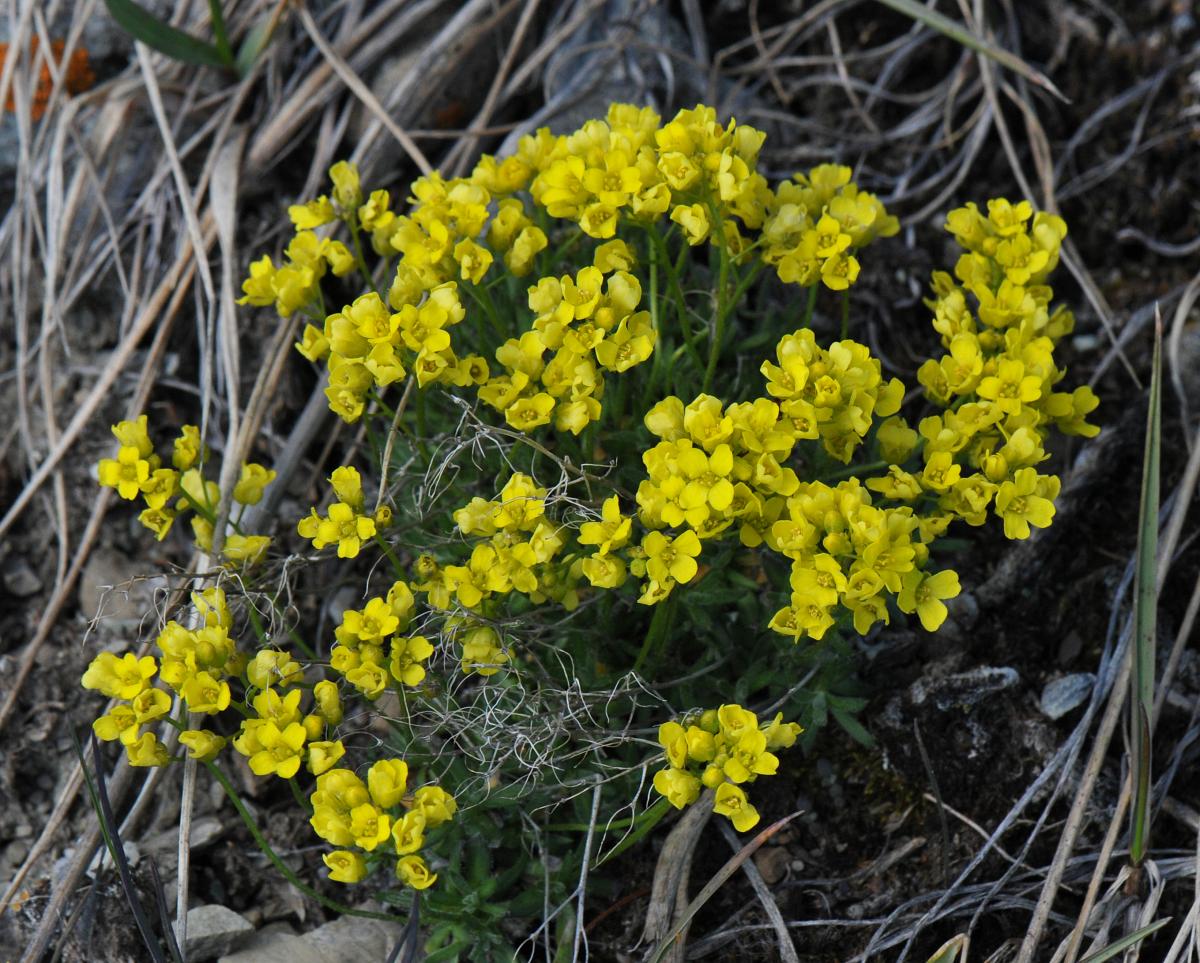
[
  {"x1": 235, "y1": 16, "x2": 274, "y2": 77},
  {"x1": 874, "y1": 0, "x2": 1068, "y2": 102},
  {"x1": 1078, "y1": 918, "x2": 1171, "y2": 963},
  {"x1": 1130, "y1": 319, "x2": 1162, "y2": 865},
  {"x1": 103, "y1": 0, "x2": 231, "y2": 69}
]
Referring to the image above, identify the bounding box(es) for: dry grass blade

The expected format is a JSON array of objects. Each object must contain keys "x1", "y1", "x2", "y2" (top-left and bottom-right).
[
  {"x1": 874, "y1": 0, "x2": 1067, "y2": 101},
  {"x1": 717, "y1": 821, "x2": 799, "y2": 963},
  {"x1": 294, "y1": 3, "x2": 433, "y2": 176},
  {"x1": 646, "y1": 810, "x2": 804, "y2": 963}
]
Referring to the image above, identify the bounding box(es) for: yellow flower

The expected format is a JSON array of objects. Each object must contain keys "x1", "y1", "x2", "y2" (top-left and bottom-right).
[
  {"x1": 396, "y1": 854, "x2": 437, "y2": 890},
  {"x1": 247, "y1": 721, "x2": 308, "y2": 779},
  {"x1": 505, "y1": 393, "x2": 556, "y2": 431},
  {"x1": 643, "y1": 529, "x2": 702, "y2": 586},
  {"x1": 126, "y1": 732, "x2": 171, "y2": 767},
  {"x1": 392, "y1": 811, "x2": 426, "y2": 855},
  {"x1": 977, "y1": 358, "x2": 1042, "y2": 415},
  {"x1": 460, "y1": 625, "x2": 509, "y2": 676},
  {"x1": 345, "y1": 660, "x2": 389, "y2": 700},
  {"x1": 307, "y1": 740, "x2": 346, "y2": 776},
  {"x1": 658, "y1": 721, "x2": 689, "y2": 769},
  {"x1": 98, "y1": 446, "x2": 151, "y2": 499},
  {"x1": 111, "y1": 416, "x2": 154, "y2": 458},
  {"x1": 130, "y1": 687, "x2": 172, "y2": 724},
  {"x1": 897, "y1": 569, "x2": 961, "y2": 631},
  {"x1": 722, "y1": 730, "x2": 779, "y2": 784},
  {"x1": 348, "y1": 803, "x2": 391, "y2": 852},
  {"x1": 994, "y1": 468, "x2": 1057, "y2": 539},
  {"x1": 323, "y1": 850, "x2": 367, "y2": 884},
  {"x1": 288, "y1": 196, "x2": 335, "y2": 230},
  {"x1": 314, "y1": 680, "x2": 344, "y2": 725},
  {"x1": 314, "y1": 502, "x2": 377, "y2": 558},
  {"x1": 670, "y1": 203, "x2": 710, "y2": 245},
  {"x1": 453, "y1": 238, "x2": 493, "y2": 284},
  {"x1": 179, "y1": 729, "x2": 226, "y2": 761},
  {"x1": 182, "y1": 671, "x2": 231, "y2": 715},
  {"x1": 329, "y1": 160, "x2": 362, "y2": 211},
  {"x1": 342, "y1": 598, "x2": 400, "y2": 645},
  {"x1": 222, "y1": 534, "x2": 270, "y2": 566},
  {"x1": 367, "y1": 758, "x2": 409, "y2": 808},
  {"x1": 578, "y1": 496, "x2": 632, "y2": 554},
  {"x1": 412, "y1": 785, "x2": 457, "y2": 827},
  {"x1": 82, "y1": 652, "x2": 157, "y2": 700},
  {"x1": 173, "y1": 425, "x2": 204, "y2": 470},
  {"x1": 653, "y1": 767, "x2": 701, "y2": 809},
  {"x1": 389, "y1": 635, "x2": 434, "y2": 687},
  {"x1": 246, "y1": 649, "x2": 305, "y2": 690},
  {"x1": 93, "y1": 706, "x2": 139, "y2": 745},
  {"x1": 233, "y1": 463, "x2": 277, "y2": 505},
  {"x1": 713, "y1": 782, "x2": 760, "y2": 832}
]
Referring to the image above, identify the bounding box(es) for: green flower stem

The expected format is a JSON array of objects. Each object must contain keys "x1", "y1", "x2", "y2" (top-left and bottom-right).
[
  {"x1": 802, "y1": 284, "x2": 819, "y2": 327},
  {"x1": 347, "y1": 216, "x2": 378, "y2": 296},
  {"x1": 461, "y1": 281, "x2": 508, "y2": 344},
  {"x1": 246, "y1": 598, "x2": 316, "y2": 660},
  {"x1": 822, "y1": 458, "x2": 888, "y2": 482},
  {"x1": 203, "y1": 759, "x2": 408, "y2": 925},
  {"x1": 632, "y1": 594, "x2": 675, "y2": 677},
  {"x1": 646, "y1": 227, "x2": 703, "y2": 370},
  {"x1": 701, "y1": 195, "x2": 733, "y2": 395},
  {"x1": 374, "y1": 532, "x2": 407, "y2": 580},
  {"x1": 288, "y1": 777, "x2": 314, "y2": 815},
  {"x1": 841, "y1": 290, "x2": 850, "y2": 339}
]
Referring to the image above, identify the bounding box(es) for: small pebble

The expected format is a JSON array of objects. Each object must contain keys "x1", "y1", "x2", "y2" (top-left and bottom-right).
[
  {"x1": 1039, "y1": 673, "x2": 1095, "y2": 720},
  {"x1": 2, "y1": 558, "x2": 42, "y2": 597}
]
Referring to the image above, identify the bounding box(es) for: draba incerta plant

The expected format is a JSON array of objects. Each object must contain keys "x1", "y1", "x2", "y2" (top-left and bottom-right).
[{"x1": 88, "y1": 103, "x2": 1097, "y2": 890}]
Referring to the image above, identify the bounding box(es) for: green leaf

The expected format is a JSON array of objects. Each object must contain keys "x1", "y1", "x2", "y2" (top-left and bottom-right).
[
  {"x1": 874, "y1": 0, "x2": 1067, "y2": 102},
  {"x1": 831, "y1": 704, "x2": 876, "y2": 748},
  {"x1": 103, "y1": 0, "x2": 231, "y2": 69},
  {"x1": 235, "y1": 16, "x2": 273, "y2": 76},
  {"x1": 1130, "y1": 319, "x2": 1161, "y2": 865}
]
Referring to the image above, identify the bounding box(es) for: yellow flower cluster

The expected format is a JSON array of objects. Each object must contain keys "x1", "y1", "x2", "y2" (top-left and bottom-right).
[
  {"x1": 297, "y1": 466, "x2": 391, "y2": 559},
  {"x1": 869, "y1": 199, "x2": 1098, "y2": 540},
  {"x1": 329, "y1": 579, "x2": 434, "y2": 698},
  {"x1": 568, "y1": 330, "x2": 904, "y2": 609},
  {"x1": 82, "y1": 588, "x2": 249, "y2": 767},
  {"x1": 242, "y1": 104, "x2": 898, "y2": 435},
  {"x1": 653, "y1": 703, "x2": 801, "y2": 832},
  {"x1": 236, "y1": 161, "x2": 358, "y2": 318},
  {"x1": 761, "y1": 163, "x2": 899, "y2": 289},
  {"x1": 96, "y1": 415, "x2": 273, "y2": 563},
  {"x1": 422, "y1": 473, "x2": 577, "y2": 617},
  {"x1": 480, "y1": 250, "x2": 654, "y2": 435},
  {"x1": 310, "y1": 760, "x2": 456, "y2": 890}
]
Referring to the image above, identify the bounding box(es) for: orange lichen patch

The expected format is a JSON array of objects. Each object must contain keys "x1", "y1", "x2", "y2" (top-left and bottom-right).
[{"x1": 0, "y1": 37, "x2": 95, "y2": 119}]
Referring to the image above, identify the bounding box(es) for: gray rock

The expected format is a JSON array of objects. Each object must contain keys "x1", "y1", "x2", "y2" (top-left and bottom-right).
[
  {"x1": 220, "y1": 913, "x2": 405, "y2": 963},
  {"x1": 179, "y1": 905, "x2": 254, "y2": 962},
  {"x1": 909, "y1": 666, "x2": 1020, "y2": 711},
  {"x1": 78, "y1": 547, "x2": 166, "y2": 628},
  {"x1": 2, "y1": 557, "x2": 41, "y2": 597},
  {"x1": 1039, "y1": 673, "x2": 1096, "y2": 720}
]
